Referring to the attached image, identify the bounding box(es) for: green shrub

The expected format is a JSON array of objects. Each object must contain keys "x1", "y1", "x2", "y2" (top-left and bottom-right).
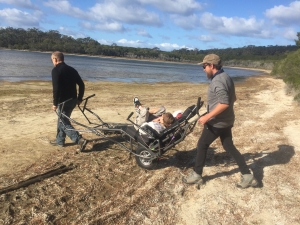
[{"x1": 271, "y1": 49, "x2": 300, "y2": 102}]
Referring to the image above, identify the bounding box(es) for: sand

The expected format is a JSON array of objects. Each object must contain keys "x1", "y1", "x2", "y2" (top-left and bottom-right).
[{"x1": 0, "y1": 73, "x2": 299, "y2": 224}]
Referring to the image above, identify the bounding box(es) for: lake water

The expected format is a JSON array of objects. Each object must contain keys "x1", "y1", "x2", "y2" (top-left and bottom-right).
[{"x1": 0, "y1": 49, "x2": 262, "y2": 83}]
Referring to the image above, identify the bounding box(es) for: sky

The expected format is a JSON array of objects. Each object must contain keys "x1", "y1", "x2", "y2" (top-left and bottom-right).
[{"x1": 0, "y1": 0, "x2": 300, "y2": 51}]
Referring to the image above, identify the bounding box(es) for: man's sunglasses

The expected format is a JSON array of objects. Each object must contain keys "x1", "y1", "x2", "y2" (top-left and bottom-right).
[{"x1": 203, "y1": 64, "x2": 210, "y2": 69}]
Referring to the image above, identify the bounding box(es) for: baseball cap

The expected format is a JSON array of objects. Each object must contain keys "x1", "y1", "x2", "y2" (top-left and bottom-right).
[{"x1": 198, "y1": 54, "x2": 222, "y2": 66}]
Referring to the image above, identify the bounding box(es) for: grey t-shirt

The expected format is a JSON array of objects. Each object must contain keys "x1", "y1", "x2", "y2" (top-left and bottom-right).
[{"x1": 207, "y1": 70, "x2": 235, "y2": 128}]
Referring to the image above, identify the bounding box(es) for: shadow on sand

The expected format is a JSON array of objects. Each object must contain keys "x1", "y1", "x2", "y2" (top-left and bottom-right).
[
  {"x1": 81, "y1": 136, "x2": 131, "y2": 153},
  {"x1": 80, "y1": 135, "x2": 295, "y2": 188},
  {"x1": 153, "y1": 144, "x2": 295, "y2": 187}
]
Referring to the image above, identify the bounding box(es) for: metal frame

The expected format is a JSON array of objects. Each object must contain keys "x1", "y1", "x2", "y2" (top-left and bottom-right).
[{"x1": 55, "y1": 94, "x2": 205, "y2": 167}]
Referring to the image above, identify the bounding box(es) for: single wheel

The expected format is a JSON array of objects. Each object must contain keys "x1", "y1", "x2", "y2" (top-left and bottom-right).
[{"x1": 135, "y1": 147, "x2": 157, "y2": 170}]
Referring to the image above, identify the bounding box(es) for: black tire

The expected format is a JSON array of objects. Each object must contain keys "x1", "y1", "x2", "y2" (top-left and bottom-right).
[{"x1": 135, "y1": 147, "x2": 157, "y2": 170}]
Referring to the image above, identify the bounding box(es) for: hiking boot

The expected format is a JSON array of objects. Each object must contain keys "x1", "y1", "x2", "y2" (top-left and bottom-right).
[
  {"x1": 236, "y1": 174, "x2": 258, "y2": 189},
  {"x1": 133, "y1": 97, "x2": 141, "y2": 107},
  {"x1": 78, "y1": 138, "x2": 88, "y2": 152},
  {"x1": 182, "y1": 170, "x2": 204, "y2": 185},
  {"x1": 49, "y1": 140, "x2": 64, "y2": 147}
]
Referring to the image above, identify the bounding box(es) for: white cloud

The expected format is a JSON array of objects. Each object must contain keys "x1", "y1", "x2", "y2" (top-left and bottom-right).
[
  {"x1": 45, "y1": 1, "x2": 161, "y2": 26},
  {"x1": 58, "y1": 26, "x2": 86, "y2": 39},
  {"x1": 104, "y1": 38, "x2": 189, "y2": 51},
  {"x1": 197, "y1": 35, "x2": 216, "y2": 42},
  {"x1": 172, "y1": 14, "x2": 199, "y2": 30},
  {"x1": 138, "y1": 0, "x2": 202, "y2": 15},
  {"x1": 44, "y1": 0, "x2": 86, "y2": 18},
  {"x1": 0, "y1": 8, "x2": 41, "y2": 27},
  {"x1": 115, "y1": 38, "x2": 148, "y2": 48},
  {"x1": 282, "y1": 28, "x2": 298, "y2": 40},
  {"x1": 265, "y1": 1, "x2": 300, "y2": 26},
  {"x1": 136, "y1": 28, "x2": 152, "y2": 38},
  {"x1": 0, "y1": 0, "x2": 37, "y2": 9},
  {"x1": 95, "y1": 22, "x2": 126, "y2": 32},
  {"x1": 90, "y1": 2, "x2": 162, "y2": 26},
  {"x1": 158, "y1": 42, "x2": 194, "y2": 51},
  {"x1": 81, "y1": 21, "x2": 126, "y2": 32},
  {"x1": 159, "y1": 42, "x2": 180, "y2": 49},
  {"x1": 97, "y1": 39, "x2": 109, "y2": 45},
  {"x1": 44, "y1": 0, "x2": 162, "y2": 31},
  {"x1": 118, "y1": 38, "x2": 145, "y2": 44},
  {"x1": 200, "y1": 12, "x2": 271, "y2": 38}
]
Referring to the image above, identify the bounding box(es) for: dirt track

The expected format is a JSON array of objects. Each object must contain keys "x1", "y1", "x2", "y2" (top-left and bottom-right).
[{"x1": 0, "y1": 74, "x2": 300, "y2": 224}]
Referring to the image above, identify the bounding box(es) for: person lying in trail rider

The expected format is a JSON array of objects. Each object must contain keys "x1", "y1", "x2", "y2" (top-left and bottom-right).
[
  {"x1": 133, "y1": 97, "x2": 182, "y2": 126},
  {"x1": 133, "y1": 97, "x2": 166, "y2": 127},
  {"x1": 133, "y1": 97, "x2": 180, "y2": 137},
  {"x1": 138, "y1": 112, "x2": 175, "y2": 137}
]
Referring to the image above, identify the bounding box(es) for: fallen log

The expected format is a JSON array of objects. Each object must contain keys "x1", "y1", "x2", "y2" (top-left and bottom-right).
[{"x1": 0, "y1": 163, "x2": 76, "y2": 195}]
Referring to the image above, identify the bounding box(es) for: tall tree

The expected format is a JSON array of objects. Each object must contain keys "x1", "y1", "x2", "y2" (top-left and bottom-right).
[{"x1": 295, "y1": 32, "x2": 300, "y2": 46}]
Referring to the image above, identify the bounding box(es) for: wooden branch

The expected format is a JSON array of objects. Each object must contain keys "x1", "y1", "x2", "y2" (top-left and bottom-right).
[{"x1": 0, "y1": 164, "x2": 76, "y2": 195}]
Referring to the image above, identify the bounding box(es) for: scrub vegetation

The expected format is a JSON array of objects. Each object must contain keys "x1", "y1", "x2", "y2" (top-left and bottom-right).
[{"x1": 271, "y1": 33, "x2": 300, "y2": 102}]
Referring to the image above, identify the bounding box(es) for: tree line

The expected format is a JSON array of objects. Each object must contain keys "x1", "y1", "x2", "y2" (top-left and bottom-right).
[{"x1": 0, "y1": 27, "x2": 299, "y2": 65}]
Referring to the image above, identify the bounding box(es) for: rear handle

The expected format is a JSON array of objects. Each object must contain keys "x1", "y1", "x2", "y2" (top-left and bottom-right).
[
  {"x1": 127, "y1": 112, "x2": 134, "y2": 121},
  {"x1": 57, "y1": 98, "x2": 73, "y2": 106},
  {"x1": 82, "y1": 94, "x2": 95, "y2": 101},
  {"x1": 196, "y1": 97, "x2": 202, "y2": 113}
]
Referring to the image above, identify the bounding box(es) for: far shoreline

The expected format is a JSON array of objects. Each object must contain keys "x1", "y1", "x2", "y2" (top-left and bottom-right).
[{"x1": 1, "y1": 48, "x2": 272, "y2": 74}]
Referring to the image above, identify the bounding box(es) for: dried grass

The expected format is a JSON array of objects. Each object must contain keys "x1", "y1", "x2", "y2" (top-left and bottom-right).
[{"x1": 1, "y1": 76, "x2": 300, "y2": 224}]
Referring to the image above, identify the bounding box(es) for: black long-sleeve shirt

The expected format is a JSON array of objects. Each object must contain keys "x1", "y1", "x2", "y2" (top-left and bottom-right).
[{"x1": 52, "y1": 62, "x2": 85, "y2": 106}]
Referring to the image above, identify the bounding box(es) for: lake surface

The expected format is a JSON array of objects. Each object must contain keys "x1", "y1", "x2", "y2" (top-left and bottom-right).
[{"x1": 0, "y1": 49, "x2": 262, "y2": 83}]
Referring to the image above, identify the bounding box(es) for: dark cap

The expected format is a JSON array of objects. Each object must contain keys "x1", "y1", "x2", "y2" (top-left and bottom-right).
[{"x1": 198, "y1": 54, "x2": 222, "y2": 66}]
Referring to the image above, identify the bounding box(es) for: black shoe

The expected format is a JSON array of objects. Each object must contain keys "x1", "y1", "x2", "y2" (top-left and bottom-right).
[
  {"x1": 49, "y1": 140, "x2": 64, "y2": 147},
  {"x1": 78, "y1": 138, "x2": 88, "y2": 152}
]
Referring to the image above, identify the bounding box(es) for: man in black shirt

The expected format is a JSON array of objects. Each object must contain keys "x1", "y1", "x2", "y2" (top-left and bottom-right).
[{"x1": 50, "y1": 51, "x2": 87, "y2": 151}]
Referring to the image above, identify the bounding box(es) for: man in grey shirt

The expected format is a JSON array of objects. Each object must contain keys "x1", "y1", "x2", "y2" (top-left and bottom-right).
[{"x1": 182, "y1": 54, "x2": 258, "y2": 189}]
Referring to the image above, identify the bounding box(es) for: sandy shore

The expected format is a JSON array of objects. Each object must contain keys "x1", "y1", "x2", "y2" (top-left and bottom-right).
[
  {"x1": 225, "y1": 66, "x2": 272, "y2": 74},
  {"x1": 0, "y1": 74, "x2": 300, "y2": 224}
]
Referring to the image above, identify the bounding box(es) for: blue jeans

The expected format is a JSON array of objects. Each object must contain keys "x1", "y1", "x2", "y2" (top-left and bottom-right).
[
  {"x1": 56, "y1": 98, "x2": 81, "y2": 145},
  {"x1": 194, "y1": 124, "x2": 251, "y2": 175}
]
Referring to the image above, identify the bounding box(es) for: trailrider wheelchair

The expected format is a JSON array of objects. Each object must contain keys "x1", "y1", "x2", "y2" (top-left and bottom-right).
[{"x1": 56, "y1": 94, "x2": 204, "y2": 170}]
